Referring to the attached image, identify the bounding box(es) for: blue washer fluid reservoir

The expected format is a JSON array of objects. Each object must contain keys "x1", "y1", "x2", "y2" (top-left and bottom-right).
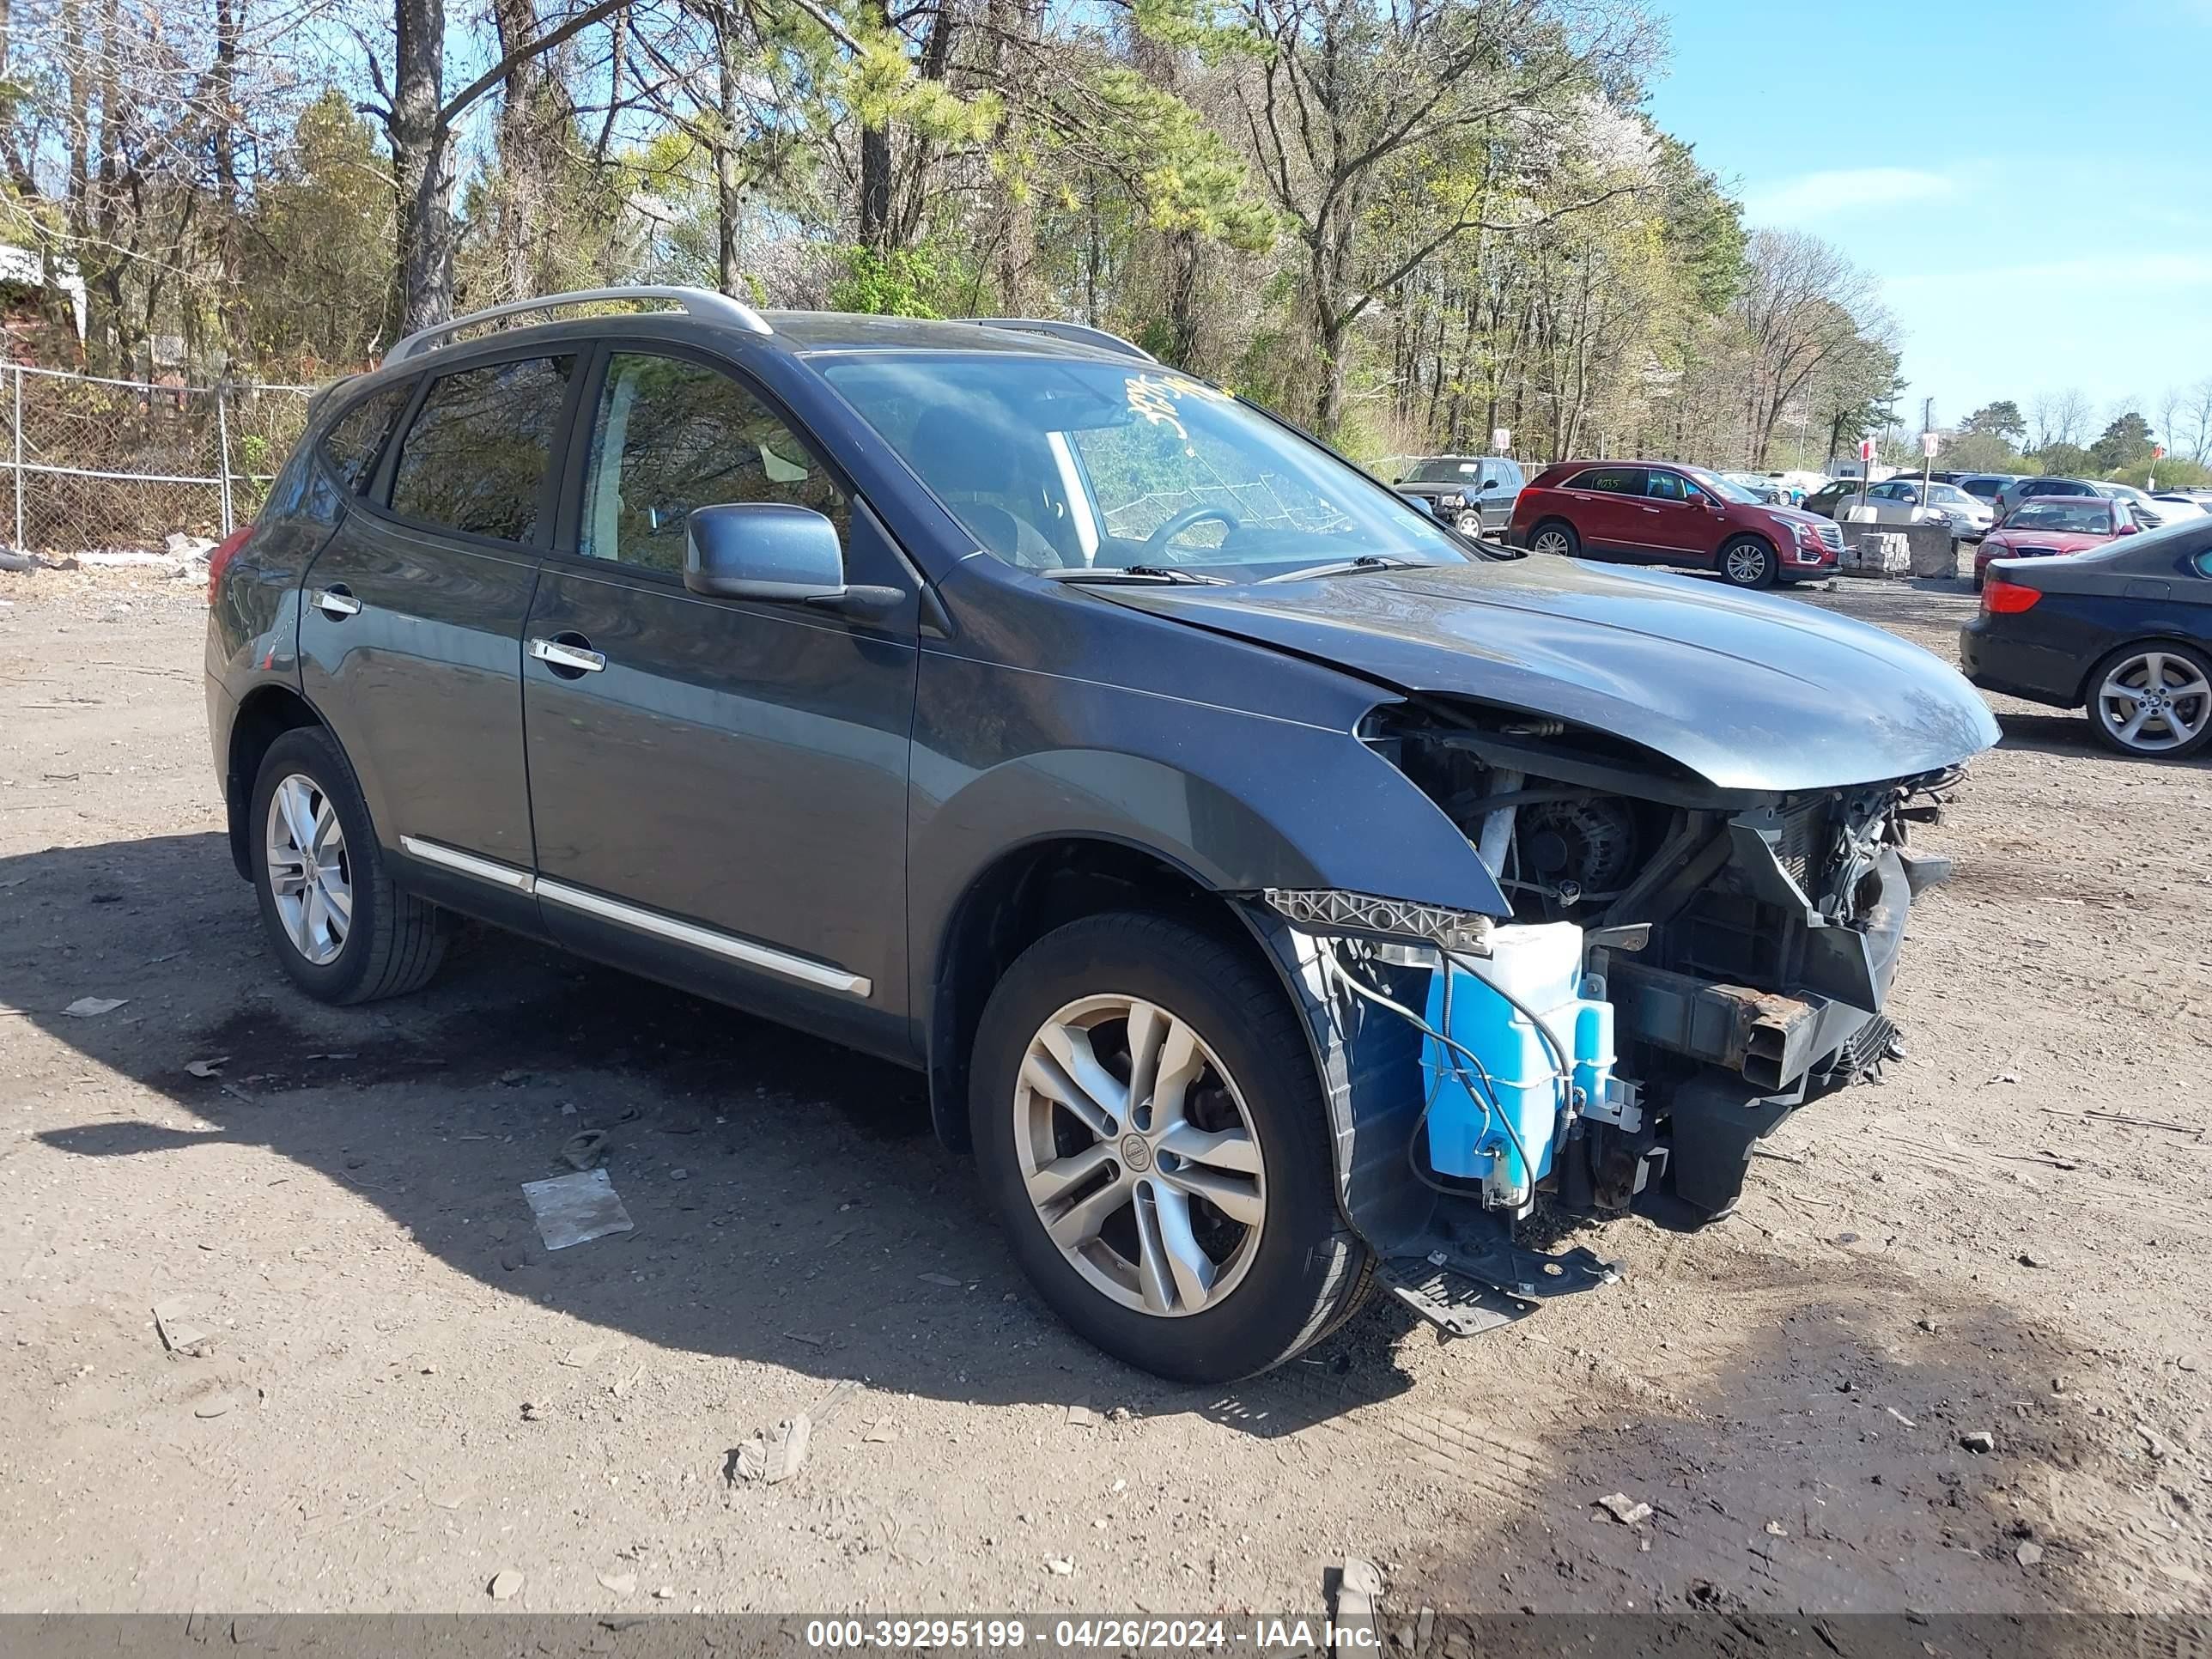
[{"x1": 1419, "y1": 921, "x2": 1614, "y2": 1212}]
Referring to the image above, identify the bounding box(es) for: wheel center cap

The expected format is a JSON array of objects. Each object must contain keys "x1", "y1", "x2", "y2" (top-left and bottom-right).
[{"x1": 1120, "y1": 1133, "x2": 1153, "y2": 1173}]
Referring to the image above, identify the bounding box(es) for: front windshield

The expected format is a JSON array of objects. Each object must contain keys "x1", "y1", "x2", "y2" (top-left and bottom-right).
[
  {"x1": 821, "y1": 353, "x2": 1471, "y2": 579},
  {"x1": 1685, "y1": 466, "x2": 1760, "y2": 505},
  {"x1": 1928, "y1": 483, "x2": 1974, "y2": 507},
  {"x1": 1405, "y1": 458, "x2": 1478, "y2": 483},
  {"x1": 2011, "y1": 501, "x2": 2114, "y2": 533}
]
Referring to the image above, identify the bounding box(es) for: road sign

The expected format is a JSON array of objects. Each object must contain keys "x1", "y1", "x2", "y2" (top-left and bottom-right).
[
  {"x1": 1492, "y1": 428, "x2": 1510, "y2": 452},
  {"x1": 2153, "y1": 444, "x2": 2166, "y2": 459},
  {"x1": 1921, "y1": 431, "x2": 1940, "y2": 458},
  {"x1": 1859, "y1": 437, "x2": 1875, "y2": 462}
]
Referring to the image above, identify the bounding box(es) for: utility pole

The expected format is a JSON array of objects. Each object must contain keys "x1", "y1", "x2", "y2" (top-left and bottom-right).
[{"x1": 1920, "y1": 396, "x2": 1936, "y2": 498}]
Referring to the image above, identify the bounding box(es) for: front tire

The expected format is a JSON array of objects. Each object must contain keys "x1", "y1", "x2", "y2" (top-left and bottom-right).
[
  {"x1": 2085, "y1": 642, "x2": 2212, "y2": 759},
  {"x1": 969, "y1": 913, "x2": 1370, "y2": 1382},
  {"x1": 1719, "y1": 535, "x2": 1778, "y2": 589},
  {"x1": 249, "y1": 726, "x2": 447, "y2": 1003}
]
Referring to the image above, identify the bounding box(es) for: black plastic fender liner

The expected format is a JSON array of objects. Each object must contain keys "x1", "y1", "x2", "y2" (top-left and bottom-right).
[{"x1": 1231, "y1": 901, "x2": 1437, "y2": 1255}]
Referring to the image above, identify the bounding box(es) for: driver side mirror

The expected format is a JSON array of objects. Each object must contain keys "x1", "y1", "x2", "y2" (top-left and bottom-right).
[{"x1": 684, "y1": 502, "x2": 902, "y2": 615}]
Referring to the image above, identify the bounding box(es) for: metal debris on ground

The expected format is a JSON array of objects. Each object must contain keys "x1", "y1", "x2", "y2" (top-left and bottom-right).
[
  {"x1": 64, "y1": 996, "x2": 127, "y2": 1018},
  {"x1": 1331, "y1": 1558, "x2": 1382, "y2": 1656},
  {"x1": 731, "y1": 1413, "x2": 812, "y2": 1485},
  {"x1": 1887, "y1": 1407, "x2": 1917, "y2": 1429},
  {"x1": 557, "y1": 1129, "x2": 609, "y2": 1171},
  {"x1": 184, "y1": 1057, "x2": 227, "y2": 1079},
  {"x1": 488, "y1": 1570, "x2": 523, "y2": 1601},
  {"x1": 1597, "y1": 1492, "x2": 1652, "y2": 1525},
  {"x1": 152, "y1": 1297, "x2": 215, "y2": 1357},
  {"x1": 520, "y1": 1168, "x2": 634, "y2": 1250}
]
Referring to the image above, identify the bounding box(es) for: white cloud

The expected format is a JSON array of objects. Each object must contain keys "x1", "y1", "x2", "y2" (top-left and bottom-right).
[
  {"x1": 1747, "y1": 167, "x2": 1957, "y2": 223},
  {"x1": 1887, "y1": 252, "x2": 2212, "y2": 298}
]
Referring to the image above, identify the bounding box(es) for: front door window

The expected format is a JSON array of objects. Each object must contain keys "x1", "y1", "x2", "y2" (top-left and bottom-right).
[{"x1": 580, "y1": 353, "x2": 848, "y2": 574}]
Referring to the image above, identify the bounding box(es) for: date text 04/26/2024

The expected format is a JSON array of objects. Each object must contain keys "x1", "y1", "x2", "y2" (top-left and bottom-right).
[{"x1": 802, "y1": 1618, "x2": 1380, "y2": 1651}]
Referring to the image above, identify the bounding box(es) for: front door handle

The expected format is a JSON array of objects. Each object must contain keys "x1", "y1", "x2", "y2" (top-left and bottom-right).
[
  {"x1": 528, "y1": 635, "x2": 607, "y2": 677},
  {"x1": 312, "y1": 585, "x2": 362, "y2": 619}
]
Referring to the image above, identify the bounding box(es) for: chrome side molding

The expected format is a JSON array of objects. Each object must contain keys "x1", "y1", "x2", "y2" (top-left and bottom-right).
[{"x1": 395, "y1": 836, "x2": 868, "y2": 997}]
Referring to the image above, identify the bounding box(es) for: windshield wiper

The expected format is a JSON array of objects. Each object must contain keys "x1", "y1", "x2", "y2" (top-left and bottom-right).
[
  {"x1": 1258, "y1": 554, "x2": 1433, "y2": 584},
  {"x1": 1047, "y1": 565, "x2": 1231, "y2": 586}
]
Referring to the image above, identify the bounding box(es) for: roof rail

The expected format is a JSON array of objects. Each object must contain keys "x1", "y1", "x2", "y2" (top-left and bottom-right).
[
  {"x1": 969, "y1": 318, "x2": 1157, "y2": 363},
  {"x1": 386, "y1": 285, "x2": 772, "y2": 364}
]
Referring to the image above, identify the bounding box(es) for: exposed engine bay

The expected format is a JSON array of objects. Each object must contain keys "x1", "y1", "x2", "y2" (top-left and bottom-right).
[{"x1": 1354, "y1": 695, "x2": 1959, "y2": 1223}]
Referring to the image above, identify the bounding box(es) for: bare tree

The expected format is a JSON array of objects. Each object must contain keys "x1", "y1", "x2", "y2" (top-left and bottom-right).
[
  {"x1": 2031, "y1": 386, "x2": 2092, "y2": 451},
  {"x1": 1735, "y1": 228, "x2": 1886, "y2": 465},
  {"x1": 1229, "y1": 0, "x2": 1652, "y2": 433}
]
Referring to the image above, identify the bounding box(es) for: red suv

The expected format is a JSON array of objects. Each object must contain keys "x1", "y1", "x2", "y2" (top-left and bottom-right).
[{"x1": 1506, "y1": 460, "x2": 1843, "y2": 588}]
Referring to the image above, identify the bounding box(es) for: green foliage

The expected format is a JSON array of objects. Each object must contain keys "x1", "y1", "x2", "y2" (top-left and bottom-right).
[
  {"x1": 2033, "y1": 442, "x2": 2092, "y2": 478},
  {"x1": 1938, "y1": 429, "x2": 2027, "y2": 474},
  {"x1": 825, "y1": 245, "x2": 973, "y2": 317},
  {"x1": 1960, "y1": 399, "x2": 2027, "y2": 445},
  {"x1": 2113, "y1": 457, "x2": 2212, "y2": 489},
  {"x1": 2088, "y1": 411, "x2": 2154, "y2": 474}
]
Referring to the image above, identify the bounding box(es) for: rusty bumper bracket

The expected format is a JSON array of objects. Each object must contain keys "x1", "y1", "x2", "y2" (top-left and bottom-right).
[{"x1": 1607, "y1": 957, "x2": 1826, "y2": 1093}]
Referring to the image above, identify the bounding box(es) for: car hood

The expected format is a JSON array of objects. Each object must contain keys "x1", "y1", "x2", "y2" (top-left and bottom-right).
[
  {"x1": 1985, "y1": 530, "x2": 2111, "y2": 554},
  {"x1": 1098, "y1": 556, "x2": 1999, "y2": 793}
]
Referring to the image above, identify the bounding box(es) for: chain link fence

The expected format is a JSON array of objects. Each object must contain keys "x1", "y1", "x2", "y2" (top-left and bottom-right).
[{"x1": 0, "y1": 363, "x2": 315, "y2": 554}]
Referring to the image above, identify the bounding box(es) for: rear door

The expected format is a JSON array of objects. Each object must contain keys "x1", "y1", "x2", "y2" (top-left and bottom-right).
[
  {"x1": 520, "y1": 345, "x2": 920, "y2": 1054},
  {"x1": 298, "y1": 350, "x2": 582, "y2": 928},
  {"x1": 1557, "y1": 465, "x2": 1647, "y2": 556}
]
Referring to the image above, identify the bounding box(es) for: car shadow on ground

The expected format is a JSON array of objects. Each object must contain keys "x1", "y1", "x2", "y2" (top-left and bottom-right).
[
  {"x1": 1391, "y1": 1258, "x2": 2165, "y2": 1631},
  {"x1": 1994, "y1": 708, "x2": 2211, "y2": 769},
  {"x1": 3, "y1": 830, "x2": 1425, "y2": 1428}
]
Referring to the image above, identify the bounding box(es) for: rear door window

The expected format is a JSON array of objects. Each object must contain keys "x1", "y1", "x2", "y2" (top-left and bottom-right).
[
  {"x1": 388, "y1": 355, "x2": 578, "y2": 544},
  {"x1": 1565, "y1": 466, "x2": 1645, "y2": 495},
  {"x1": 319, "y1": 382, "x2": 414, "y2": 492}
]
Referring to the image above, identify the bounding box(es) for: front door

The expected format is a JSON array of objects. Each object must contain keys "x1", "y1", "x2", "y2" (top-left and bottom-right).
[
  {"x1": 299, "y1": 351, "x2": 580, "y2": 929},
  {"x1": 521, "y1": 347, "x2": 921, "y2": 1054},
  {"x1": 1638, "y1": 467, "x2": 1717, "y2": 563}
]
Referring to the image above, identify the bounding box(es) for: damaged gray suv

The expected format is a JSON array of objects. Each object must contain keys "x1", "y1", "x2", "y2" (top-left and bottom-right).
[{"x1": 206, "y1": 288, "x2": 1999, "y2": 1383}]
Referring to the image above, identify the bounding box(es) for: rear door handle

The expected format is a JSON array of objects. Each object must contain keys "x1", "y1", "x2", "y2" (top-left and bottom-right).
[
  {"x1": 528, "y1": 635, "x2": 607, "y2": 676},
  {"x1": 311, "y1": 585, "x2": 361, "y2": 619}
]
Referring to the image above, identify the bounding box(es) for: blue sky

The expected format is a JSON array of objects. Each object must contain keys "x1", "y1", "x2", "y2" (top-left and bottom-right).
[{"x1": 1644, "y1": 0, "x2": 2212, "y2": 438}]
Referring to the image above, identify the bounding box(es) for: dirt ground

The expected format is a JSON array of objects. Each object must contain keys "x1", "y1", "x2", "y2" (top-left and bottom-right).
[{"x1": 2, "y1": 562, "x2": 2208, "y2": 1623}]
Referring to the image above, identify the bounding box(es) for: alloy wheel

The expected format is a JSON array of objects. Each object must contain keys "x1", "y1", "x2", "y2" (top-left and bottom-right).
[
  {"x1": 1013, "y1": 994, "x2": 1266, "y2": 1318},
  {"x1": 1530, "y1": 528, "x2": 1572, "y2": 556},
  {"x1": 264, "y1": 773, "x2": 352, "y2": 965},
  {"x1": 2097, "y1": 651, "x2": 2212, "y2": 752},
  {"x1": 1724, "y1": 543, "x2": 1770, "y2": 585}
]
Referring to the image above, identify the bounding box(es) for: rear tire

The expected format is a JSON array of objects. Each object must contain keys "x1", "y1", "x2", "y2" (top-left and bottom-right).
[
  {"x1": 2084, "y1": 641, "x2": 2212, "y2": 760},
  {"x1": 1528, "y1": 520, "x2": 1579, "y2": 558},
  {"x1": 969, "y1": 912, "x2": 1369, "y2": 1382},
  {"x1": 249, "y1": 726, "x2": 447, "y2": 1004},
  {"x1": 1719, "y1": 535, "x2": 1778, "y2": 589}
]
